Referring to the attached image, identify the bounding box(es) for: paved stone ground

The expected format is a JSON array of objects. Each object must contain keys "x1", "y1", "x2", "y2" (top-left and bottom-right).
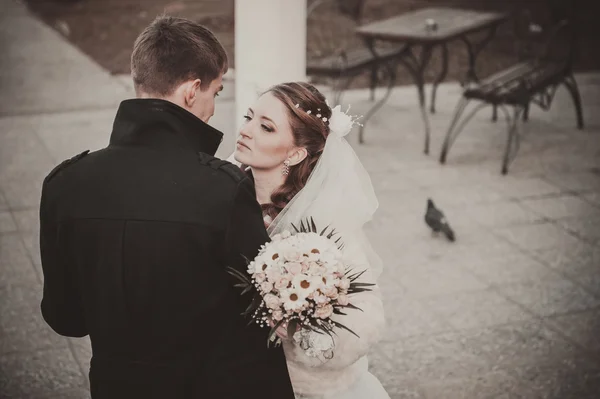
[{"x1": 2, "y1": 1, "x2": 600, "y2": 398}]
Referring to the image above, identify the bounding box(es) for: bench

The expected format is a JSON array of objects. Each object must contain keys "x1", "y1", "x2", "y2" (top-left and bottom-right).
[
  {"x1": 306, "y1": 0, "x2": 407, "y2": 105},
  {"x1": 438, "y1": 12, "x2": 584, "y2": 174}
]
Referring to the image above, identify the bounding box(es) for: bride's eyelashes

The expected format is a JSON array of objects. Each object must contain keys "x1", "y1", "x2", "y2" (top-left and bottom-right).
[{"x1": 242, "y1": 115, "x2": 274, "y2": 132}]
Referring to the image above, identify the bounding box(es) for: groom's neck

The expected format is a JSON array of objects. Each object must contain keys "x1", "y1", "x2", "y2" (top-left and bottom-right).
[{"x1": 136, "y1": 91, "x2": 183, "y2": 108}]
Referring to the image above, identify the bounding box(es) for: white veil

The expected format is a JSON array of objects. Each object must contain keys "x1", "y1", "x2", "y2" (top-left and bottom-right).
[{"x1": 228, "y1": 105, "x2": 383, "y2": 280}]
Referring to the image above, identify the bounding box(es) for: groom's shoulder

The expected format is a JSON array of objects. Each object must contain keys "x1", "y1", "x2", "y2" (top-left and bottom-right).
[
  {"x1": 197, "y1": 152, "x2": 247, "y2": 184},
  {"x1": 44, "y1": 150, "x2": 91, "y2": 185}
]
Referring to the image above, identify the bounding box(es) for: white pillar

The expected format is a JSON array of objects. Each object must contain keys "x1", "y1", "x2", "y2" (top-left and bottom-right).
[{"x1": 234, "y1": 0, "x2": 307, "y2": 130}]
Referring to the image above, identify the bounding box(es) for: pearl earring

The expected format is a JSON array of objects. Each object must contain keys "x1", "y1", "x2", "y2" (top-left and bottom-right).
[{"x1": 282, "y1": 159, "x2": 291, "y2": 176}]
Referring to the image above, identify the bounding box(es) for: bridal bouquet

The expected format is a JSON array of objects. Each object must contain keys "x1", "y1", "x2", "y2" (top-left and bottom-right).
[{"x1": 228, "y1": 218, "x2": 374, "y2": 358}]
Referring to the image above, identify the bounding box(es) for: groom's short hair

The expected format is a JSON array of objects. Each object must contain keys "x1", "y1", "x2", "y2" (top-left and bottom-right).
[{"x1": 131, "y1": 15, "x2": 228, "y2": 96}]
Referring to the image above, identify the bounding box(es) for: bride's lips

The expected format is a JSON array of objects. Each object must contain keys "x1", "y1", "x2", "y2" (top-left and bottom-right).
[{"x1": 236, "y1": 141, "x2": 250, "y2": 150}]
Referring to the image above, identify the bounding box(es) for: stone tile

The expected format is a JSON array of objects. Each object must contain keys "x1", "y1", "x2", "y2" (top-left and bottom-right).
[
  {"x1": 532, "y1": 245, "x2": 600, "y2": 297},
  {"x1": 0, "y1": 279, "x2": 43, "y2": 317},
  {"x1": 0, "y1": 252, "x2": 38, "y2": 287},
  {"x1": 508, "y1": 361, "x2": 600, "y2": 399},
  {"x1": 520, "y1": 195, "x2": 600, "y2": 220},
  {"x1": 2, "y1": 176, "x2": 44, "y2": 209},
  {"x1": 0, "y1": 211, "x2": 17, "y2": 233},
  {"x1": 419, "y1": 184, "x2": 507, "y2": 209},
  {"x1": 0, "y1": 119, "x2": 55, "y2": 191},
  {"x1": 461, "y1": 252, "x2": 561, "y2": 285},
  {"x1": 556, "y1": 216, "x2": 600, "y2": 244},
  {"x1": 381, "y1": 298, "x2": 455, "y2": 341},
  {"x1": 33, "y1": 109, "x2": 114, "y2": 163},
  {"x1": 419, "y1": 370, "x2": 532, "y2": 399},
  {"x1": 544, "y1": 309, "x2": 600, "y2": 358},
  {"x1": 369, "y1": 171, "x2": 421, "y2": 193},
  {"x1": 0, "y1": 191, "x2": 8, "y2": 212},
  {"x1": 495, "y1": 276, "x2": 600, "y2": 317},
  {"x1": 398, "y1": 264, "x2": 488, "y2": 299},
  {"x1": 564, "y1": 273, "x2": 600, "y2": 300},
  {"x1": 47, "y1": 387, "x2": 91, "y2": 399},
  {"x1": 369, "y1": 340, "x2": 407, "y2": 393},
  {"x1": 405, "y1": 166, "x2": 494, "y2": 189},
  {"x1": 20, "y1": 229, "x2": 42, "y2": 268},
  {"x1": 533, "y1": 243, "x2": 600, "y2": 273},
  {"x1": 454, "y1": 201, "x2": 545, "y2": 228},
  {"x1": 441, "y1": 231, "x2": 523, "y2": 265},
  {"x1": 70, "y1": 336, "x2": 92, "y2": 375},
  {"x1": 12, "y1": 208, "x2": 39, "y2": 232},
  {"x1": 485, "y1": 176, "x2": 567, "y2": 199},
  {"x1": 544, "y1": 171, "x2": 600, "y2": 193},
  {"x1": 422, "y1": 289, "x2": 532, "y2": 330},
  {"x1": 0, "y1": 233, "x2": 33, "y2": 268},
  {"x1": 378, "y1": 274, "x2": 409, "y2": 300},
  {"x1": 461, "y1": 320, "x2": 588, "y2": 370},
  {"x1": 370, "y1": 199, "x2": 482, "y2": 244},
  {"x1": 0, "y1": 348, "x2": 86, "y2": 398},
  {"x1": 0, "y1": 9, "x2": 89, "y2": 64},
  {"x1": 0, "y1": 303, "x2": 68, "y2": 355},
  {"x1": 369, "y1": 343, "x2": 424, "y2": 398},
  {"x1": 391, "y1": 332, "x2": 492, "y2": 381},
  {"x1": 494, "y1": 222, "x2": 582, "y2": 252},
  {"x1": 0, "y1": 26, "x2": 128, "y2": 116},
  {"x1": 385, "y1": 384, "x2": 425, "y2": 399},
  {"x1": 581, "y1": 191, "x2": 600, "y2": 207}
]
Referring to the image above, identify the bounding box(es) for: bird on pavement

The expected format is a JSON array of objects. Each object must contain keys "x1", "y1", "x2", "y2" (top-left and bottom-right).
[{"x1": 425, "y1": 198, "x2": 456, "y2": 242}]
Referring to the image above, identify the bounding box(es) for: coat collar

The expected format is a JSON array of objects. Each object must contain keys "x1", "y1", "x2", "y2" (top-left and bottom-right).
[{"x1": 109, "y1": 99, "x2": 223, "y2": 156}]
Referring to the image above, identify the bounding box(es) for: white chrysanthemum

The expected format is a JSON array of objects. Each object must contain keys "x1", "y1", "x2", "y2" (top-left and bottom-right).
[
  {"x1": 247, "y1": 261, "x2": 256, "y2": 274},
  {"x1": 261, "y1": 245, "x2": 282, "y2": 266},
  {"x1": 301, "y1": 234, "x2": 333, "y2": 261},
  {"x1": 281, "y1": 288, "x2": 308, "y2": 312},
  {"x1": 252, "y1": 255, "x2": 271, "y2": 274},
  {"x1": 292, "y1": 274, "x2": 320, "y2": 297}
]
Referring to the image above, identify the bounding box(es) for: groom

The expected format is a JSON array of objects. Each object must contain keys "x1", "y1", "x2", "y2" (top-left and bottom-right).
[{"x1": 39, "y1": 16, "x2": 294, "y2": 398}]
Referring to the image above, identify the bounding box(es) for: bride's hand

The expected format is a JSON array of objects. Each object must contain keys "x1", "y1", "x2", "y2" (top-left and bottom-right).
[
  {"x1": 267, "y1": 319, "x2": 289, "y2": 340},
  {"x1": 268, "y1": 318, "x2": 302, "y2": 340}
]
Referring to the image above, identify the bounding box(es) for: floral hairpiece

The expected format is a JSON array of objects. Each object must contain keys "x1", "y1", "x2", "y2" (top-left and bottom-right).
[{"x1": 294, "y1": 102, "x2": 362, "y2": 138}]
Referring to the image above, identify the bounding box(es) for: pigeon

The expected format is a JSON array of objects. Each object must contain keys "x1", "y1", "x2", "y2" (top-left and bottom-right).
[{"x1": 425, "y1": 198, "x2": 456, "y2": 242}]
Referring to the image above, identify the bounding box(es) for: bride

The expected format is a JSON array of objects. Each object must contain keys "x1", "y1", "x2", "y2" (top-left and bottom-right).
[{"x1": 230, "y1": 82, "x2": 389, "y2": 399}]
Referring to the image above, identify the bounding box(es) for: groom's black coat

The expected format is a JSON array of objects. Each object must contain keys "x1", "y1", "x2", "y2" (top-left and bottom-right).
[{"x1": 39, "y1": 99, "x2": 294, "y2": 399}]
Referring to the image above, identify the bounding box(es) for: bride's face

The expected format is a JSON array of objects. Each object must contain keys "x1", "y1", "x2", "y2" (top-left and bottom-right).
[{"x1": 234, "y1": 92, "x2": 296, "y2": 170}]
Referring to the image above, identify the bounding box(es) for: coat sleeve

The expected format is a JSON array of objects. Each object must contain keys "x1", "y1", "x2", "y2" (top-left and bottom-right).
[
  {"x1": 39, "y1": 181, "x2": 88, "y2": 338},
  {"x1": 283, "y1": 231, "x2": 386, "y2": 370}
]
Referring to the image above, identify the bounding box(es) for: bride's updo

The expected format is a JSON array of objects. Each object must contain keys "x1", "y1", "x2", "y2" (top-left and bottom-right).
[{"x1": 262, "y1": 82, "x2": 332, "y2": 220}]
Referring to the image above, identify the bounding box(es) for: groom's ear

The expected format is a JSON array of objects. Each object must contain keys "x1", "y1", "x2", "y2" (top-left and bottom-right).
[
  {"x1": 183, "y1": 79, "x2": 202, "y2": 108},
  {"x1": 288, "y1": 147, "x2": 308, "y2": 166}
]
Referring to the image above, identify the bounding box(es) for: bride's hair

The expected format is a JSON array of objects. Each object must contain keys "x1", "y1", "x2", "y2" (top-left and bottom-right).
[{"x1": 260, "y1": 82, "x2": 332, "y2": 220}]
